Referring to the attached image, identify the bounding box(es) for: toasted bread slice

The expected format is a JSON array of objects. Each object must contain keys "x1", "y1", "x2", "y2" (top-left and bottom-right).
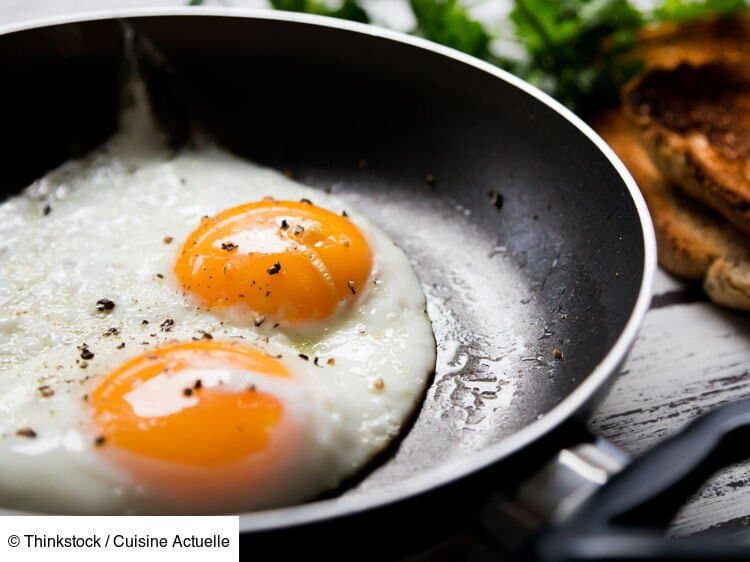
[
  {"x1": 705, "y1": 258, "x2": 750, "y2": 310},
  {"x1": 624, "y1": 61, "x2": 750, "y2": 237},
  {"x1": 631, "y1": 14, "x2": 750, "y2": 70},
  {"x1": 593, "y1": 108, "x2": 750, "y2": 310}
]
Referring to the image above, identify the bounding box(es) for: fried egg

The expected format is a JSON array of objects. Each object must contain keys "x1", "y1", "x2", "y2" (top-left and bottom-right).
[{"x1": 0, "y1": 80, "x2": 435, "y2": 514}]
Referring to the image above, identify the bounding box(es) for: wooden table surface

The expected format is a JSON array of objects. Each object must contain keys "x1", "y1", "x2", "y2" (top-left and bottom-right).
[
  {"x1": 3, "y1": 0, "x2": 749, "y2": 540},
  {"x1": 591, "y1": 269, "x2": 750, "y2": 538}
]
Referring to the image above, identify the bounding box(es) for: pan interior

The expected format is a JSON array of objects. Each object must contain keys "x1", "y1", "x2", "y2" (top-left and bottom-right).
[{"x1": 0, "y1": 15, "x2": 645, "y2": 508}]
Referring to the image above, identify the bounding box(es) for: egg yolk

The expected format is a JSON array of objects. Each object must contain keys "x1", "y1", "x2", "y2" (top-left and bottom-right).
[
  {"x1": 174, "y1": 199, "x2": 373, "y2": 326},
  {"x1": 91, "y1": 341, "x2": 289, "y2": 467}
]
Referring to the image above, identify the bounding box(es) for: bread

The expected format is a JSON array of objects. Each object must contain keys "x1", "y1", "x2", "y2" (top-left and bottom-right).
[
  {"x1": 624, "y1": 61, "x2": 750, "y2": 237},
  {"x1": 630, "y1": 14, "x2": 750, "y2": 69},
  {"x1": 592, "y1": 108, "x2": 750, "y2": 310},
  {"x1": 705, "y1": 258, "x2": 750, "y2": 310}
]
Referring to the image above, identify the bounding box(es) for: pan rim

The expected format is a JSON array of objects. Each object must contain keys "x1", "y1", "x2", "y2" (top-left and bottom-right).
[{"x1": 0, "y1": 7, "x2": 657, "y2": 529}]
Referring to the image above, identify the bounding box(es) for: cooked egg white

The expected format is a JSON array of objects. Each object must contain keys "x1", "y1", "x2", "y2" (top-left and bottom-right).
[{"x1": 0, "y1": 79, "x2": 435, "y2": 514}]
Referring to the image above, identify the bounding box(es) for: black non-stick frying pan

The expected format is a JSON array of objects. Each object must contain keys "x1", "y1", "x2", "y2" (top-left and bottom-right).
[{"x1": 1, "y1": 8, "x2": 748, "y2": 561}]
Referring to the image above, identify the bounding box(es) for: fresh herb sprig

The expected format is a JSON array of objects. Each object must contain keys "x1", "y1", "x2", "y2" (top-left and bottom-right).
[
  {"x1": 409, "y1": 0, "x2": 493, "y2": 60},
  {"x1": 653, "y1": 0, "x2": 747, "y2": 22},
  {"x1": 269, "y1": 0, "x2": 369, "y2": 22},
  {"x1": 509, "y1": 0, "x2": 644, "y2": 111}
]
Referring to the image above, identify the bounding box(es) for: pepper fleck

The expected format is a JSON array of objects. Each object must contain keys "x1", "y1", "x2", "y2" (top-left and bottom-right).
[
  {"x1": 103, "y1": 327, "x2": 119, "y2": 337},
  {"x1": 267, "y1": 262, "x2": 281, "y2": 275},
  {"x1": 347, "y1": 280, "x2": 357, "y2": 295},
  {"x1": 96, "y1": 299, "x2": 115, "y2": 312},
  {"x1": 487, "y1": 190, "x2": 504, "y2": 210},
  {"x1": 94, "y1": 436, "x2": 106, "y2": 447},
  {"x1": 163, "y1": 236, "x2": 174, "y2": 244},
  {"x1": 221, "y1": 242, "x2": 237, "y2": 252},
  {"x1": 298, "y1": 353, "x2": 309, "y2": 361},
  {"x1": 183, "y1": 388, "x2": 193, "y2": 397},
  {"x1": 293, "y1": 225, "x2": 305, "y2": 236},
  {"x1": 38, "y1": 385, "x2": 54, "y2": 398},
  {"x1": 160, "y1": 318, "x2": 175, "y2": 332},
  {"x1": 16, "y1": 427, "x2": 37, "y2": 438},
  {"x1": 280, "y1": 220, "x2": 289, "y2": 230},
  {"x1": 300, "y1": 198, "x2": 313, "y2": 205}
]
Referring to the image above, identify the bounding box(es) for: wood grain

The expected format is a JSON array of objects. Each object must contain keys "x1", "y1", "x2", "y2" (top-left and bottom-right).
[{"x1": 591, "y1": 269, "x2": 750, "y2": 536}]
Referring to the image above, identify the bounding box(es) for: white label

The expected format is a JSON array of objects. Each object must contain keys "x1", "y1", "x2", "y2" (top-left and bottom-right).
[{"x1": 0, "y1": 516, "x2": 239, "y2": 561}]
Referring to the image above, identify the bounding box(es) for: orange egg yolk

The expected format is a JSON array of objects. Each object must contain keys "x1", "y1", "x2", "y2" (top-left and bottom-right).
[
  {"x1": 174, "y1": 200, "x2": 373, "y2": 326},
  {"x1": 91, "y1": 341, "x2": 289, "y2": 467}
]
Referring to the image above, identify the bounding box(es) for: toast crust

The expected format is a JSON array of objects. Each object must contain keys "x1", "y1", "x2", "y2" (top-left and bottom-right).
[
  {"x1": 705, "y1": 258, "x2": 750, "y2": 310},
  {"x1": 593, "y1": 109, "x2": 750, "y2": 310},
  {"x1": 624, "y1": 62, "x2": 750, "y2": 237},
  {"x1": 632, "y1": 14, "x2": 750, "y2": 69}
]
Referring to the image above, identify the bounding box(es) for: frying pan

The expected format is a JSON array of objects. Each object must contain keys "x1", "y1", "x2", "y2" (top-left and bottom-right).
[{"x1": 0, "y1": 8, "x2": 746, "y2": 561}]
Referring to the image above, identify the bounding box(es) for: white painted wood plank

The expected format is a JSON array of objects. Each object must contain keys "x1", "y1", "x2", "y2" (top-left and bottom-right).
[
  {"x1": 0, "y1": 0, "x2": 269, "y2": 27},
  {"x1": 592, "y1": 300, "x2": 750, "y2": 535},
  {"x1": 652, "y1": 267, "x2": 685, "y2": 296}
]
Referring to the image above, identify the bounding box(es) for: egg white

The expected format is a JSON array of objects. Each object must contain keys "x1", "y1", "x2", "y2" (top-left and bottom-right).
[{"x1": 0, "y1": 81, "x2": 436, "y2": 514}]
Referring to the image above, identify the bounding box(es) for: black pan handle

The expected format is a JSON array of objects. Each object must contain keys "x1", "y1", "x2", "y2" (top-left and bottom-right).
[{"x1": 529, "y1": 398, "x2": 750, "y2": 561}]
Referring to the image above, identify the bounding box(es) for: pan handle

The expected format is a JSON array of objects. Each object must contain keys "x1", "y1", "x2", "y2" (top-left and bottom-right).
[{"x1": 528, "y1": 397, "x2": 750, "y2": 561}]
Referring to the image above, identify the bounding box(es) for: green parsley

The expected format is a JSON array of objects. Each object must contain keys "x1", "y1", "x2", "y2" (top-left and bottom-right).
[
  {"x1": 509, "y1": 0, "x2": 644, "y2": 111},
  {"x1": 653, "y1": 0, "x2": 747, "y2": 22},
  {"x1": 268, "y1": 0, "x2": 370, "y2": 23},
  {"x1": 409, "y1": 0, "x2": 492, "y2": 59}
]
